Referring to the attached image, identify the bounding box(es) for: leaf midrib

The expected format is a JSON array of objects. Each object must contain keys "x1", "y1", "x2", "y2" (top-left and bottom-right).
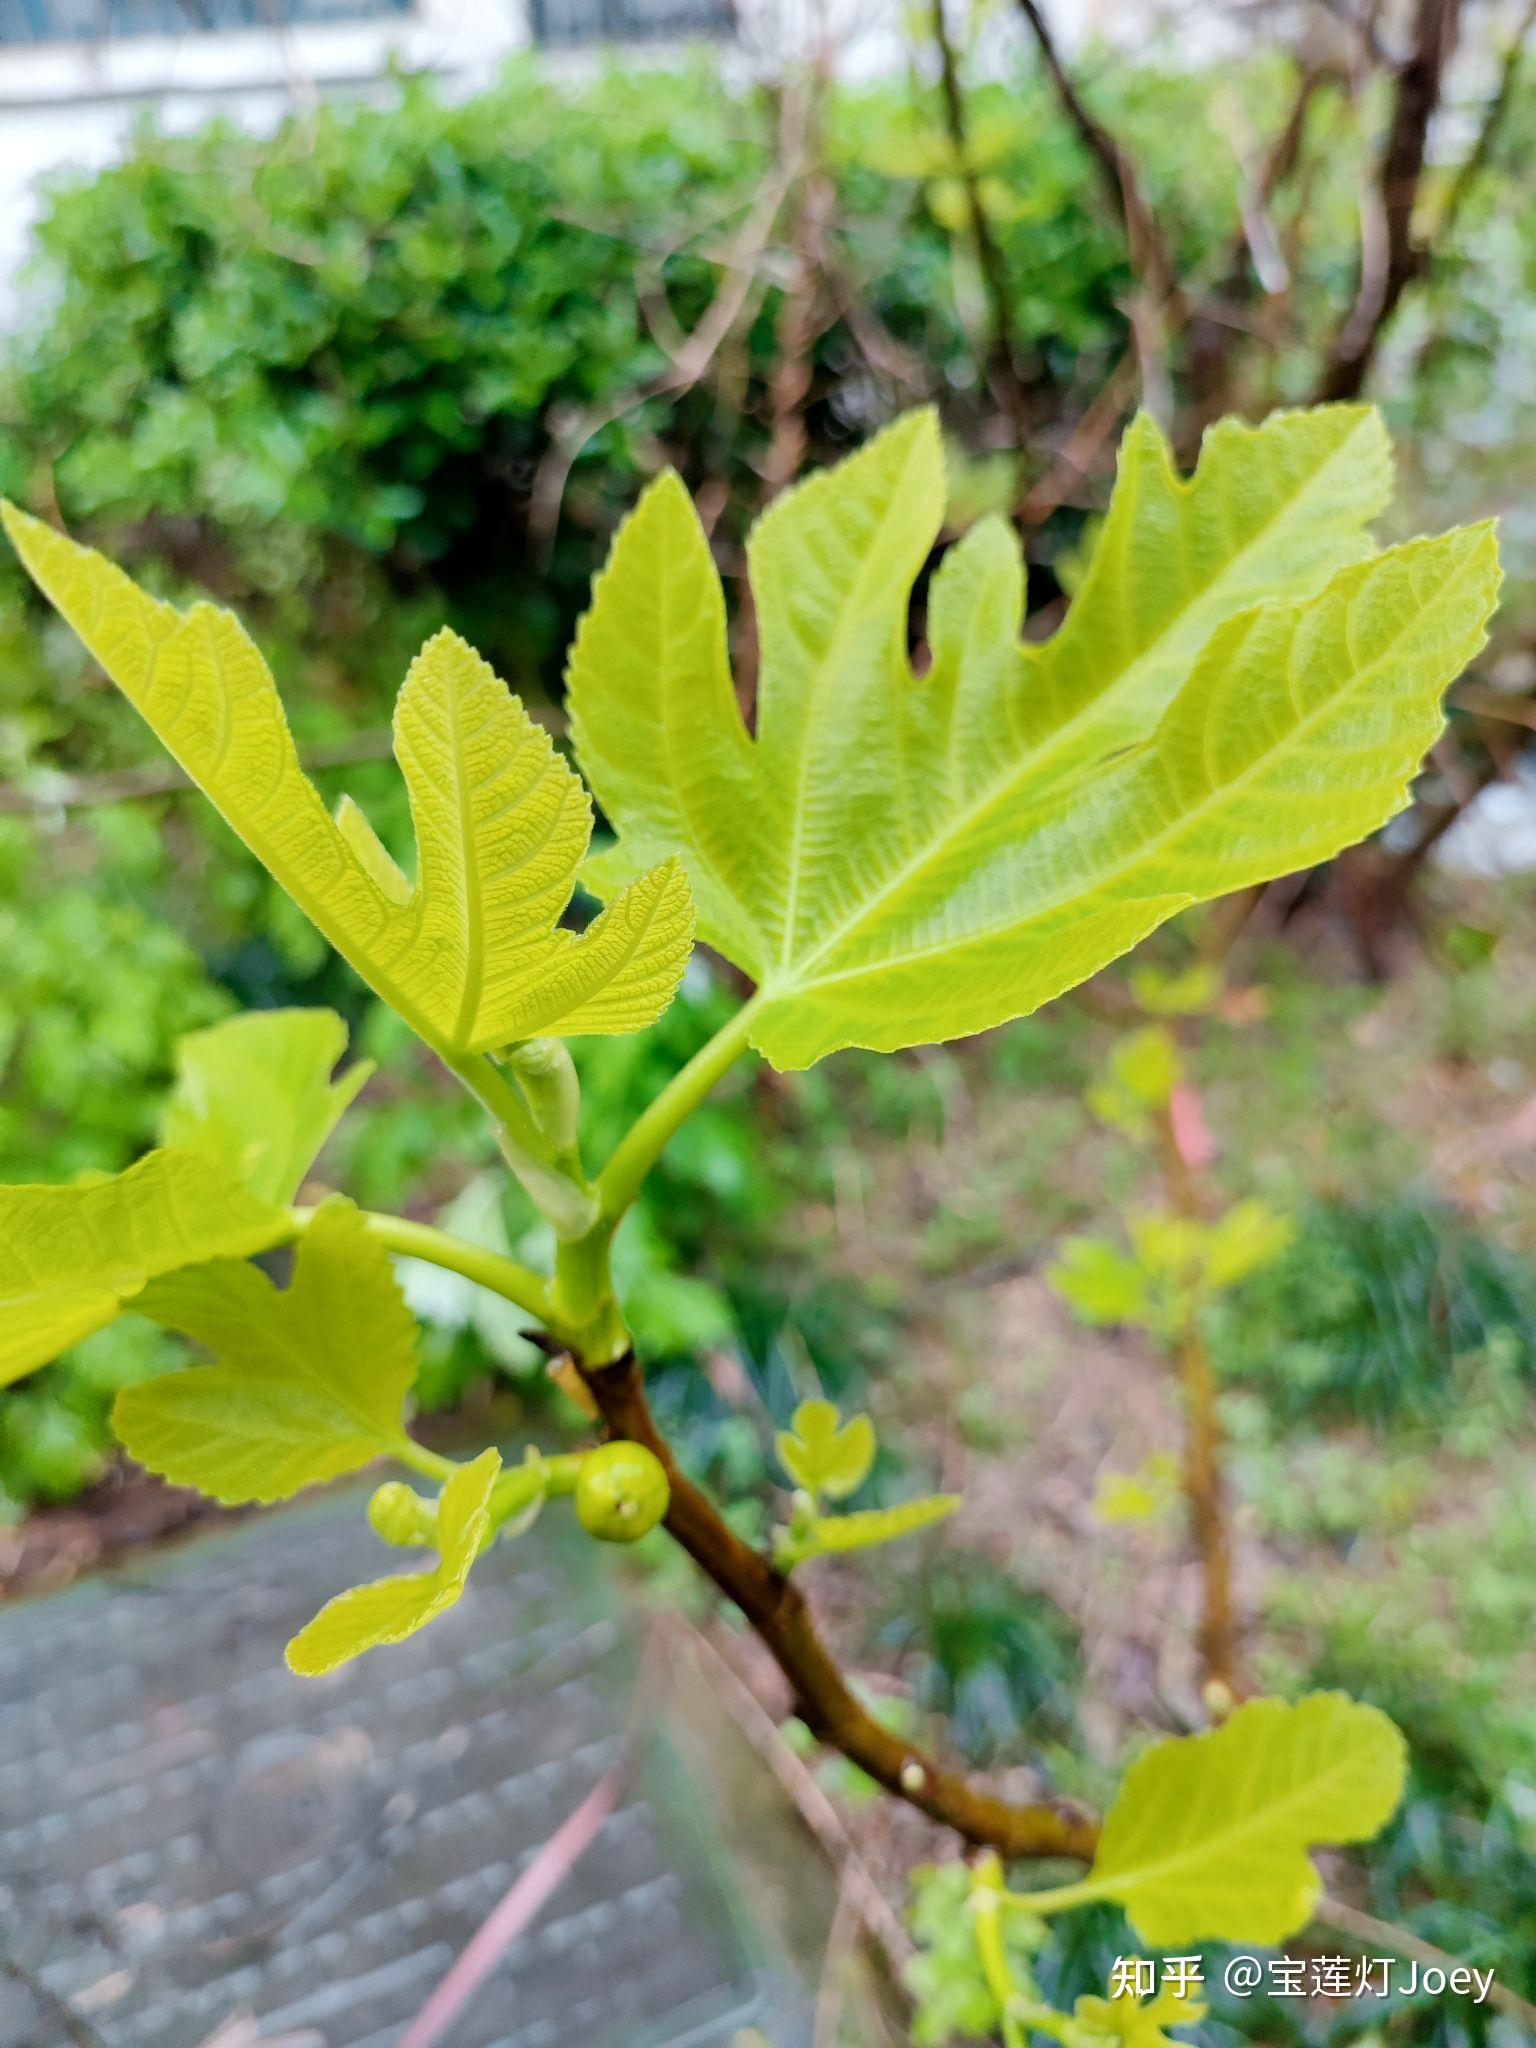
[
  {"x1": 763, "y1": 418, "x2": 1378, "y2": 997},
  {"x1": 773, "y1": 429, "x2": 937, "y2": 969}
]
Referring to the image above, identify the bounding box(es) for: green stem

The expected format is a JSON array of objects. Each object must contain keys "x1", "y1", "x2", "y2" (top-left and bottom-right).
[
  {"x1": 972, "y1": 1856, "x2": 1029, "y2": 2048},
  {"x1": 596, "y1": 997, "x2": 760, "y2": 1222},
  {"x1": 537, "y1": 999, "x2": 760, "y2": 1367},
  {"x1": 393, "y1": 1437, "x2": 458, "y2": 1484},
  {"x1": 287, "y1": 1205, "x2": 557, "y2": 1331}
]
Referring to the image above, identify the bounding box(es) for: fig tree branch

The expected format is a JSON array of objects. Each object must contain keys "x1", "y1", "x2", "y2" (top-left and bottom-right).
[
  {"x1": 1315, "y1": 0, "x2": 1460, "y2": 402},
  {"x1": 578, "y1": 1346, "x2": 1100, "y2": 1864}
]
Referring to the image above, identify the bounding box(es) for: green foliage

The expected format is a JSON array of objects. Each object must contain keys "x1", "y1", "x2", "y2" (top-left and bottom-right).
[
  {"x1": 0, "y1": 813, "x2": 230, "y2": 1183},
  {"x1": 1052, "y1": 1199, "x2": 1294, "y2": 1338},
  {"x1": 1072, "y1": 1982, "x2": 1207, "y2": 2048},
  {"x1": 885, "y1": 1562, "x2": 1082, "y2": 1766},
  {"x1": 0, "y1": 1147, "x2": 283, "y2": 1387},
  {"x1": 162, "y1": 1007, "x2": 372, "y2": 1205},
  {"x1": 1126, "y1": 963, "x2": 1221, "y2": 1017},
  {"x1": 1085, "y1": 1026, "x2": 1180, "y2": 1136},
  {"x1": 1219, "y1": 1194, "x2": 1536, "y2": 1424},
  {"x1": 0, "y1": 409, "x2": 1457, "y2": 1953},
  {"x1": 776, "y1": 1493, "x2": 960, "y2": 1567},
  {"x1": 286, "y1": 1446, "x2": 501, "y2": 1675},
  {"x1": 0, "y1": 60, "x2": 1170, "y2": 691},
  {"x1": 572, "y1": 407, "x2": 1496, "y2": 1068},
  {"x1": 114, "y1": 1198, "x2": 419, "y2": 1504},
  {"x1": 906, "y1": 1860, "x2": 1047, "y2": 2048},
  {"x1": 367, "y1": 1477, "x2": 439, "y2": 1549},
  {"x1": 1090, "y1": 1453, "x2": 1179, "y2": 1528}
]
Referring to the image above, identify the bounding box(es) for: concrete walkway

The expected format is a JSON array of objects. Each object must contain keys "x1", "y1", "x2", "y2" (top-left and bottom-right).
[{"x1": 0, "y1": 1488, "x2": 800, "y2": 2048}]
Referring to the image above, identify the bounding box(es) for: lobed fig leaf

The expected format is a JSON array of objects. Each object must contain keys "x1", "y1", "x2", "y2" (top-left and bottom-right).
[
  {"x1": 0, "y1": 1149, "x2": 284, "y2": 1388},
  {"x1": 162, "y1": 1006, "x2": 372, "y2": 1207},
  {"x1": 116, "y1": 1197, "x2": 419, "y2": 1504},
  {"x1": 287, "y1": 1448, "x2": 502, "y2": 1676},
  {"x1": 571, "y1": 405, "x2": 1497, "y2": 1069},
  {"x1": 0, "y1": 505, "x2": 694, "y2": 1058}
]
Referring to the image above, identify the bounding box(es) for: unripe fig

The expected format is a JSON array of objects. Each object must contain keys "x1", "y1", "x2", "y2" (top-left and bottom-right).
[{"x1": 574, "y1": 1442, "x2": 670, "y2": 1543}]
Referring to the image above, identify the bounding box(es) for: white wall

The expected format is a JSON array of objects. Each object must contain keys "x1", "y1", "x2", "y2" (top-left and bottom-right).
[{"x1": 0, "y1": 0, "x2": 526, "y2": 313}]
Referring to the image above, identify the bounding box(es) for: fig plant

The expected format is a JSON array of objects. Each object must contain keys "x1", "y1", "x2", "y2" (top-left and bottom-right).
[{"x1": 0, "y1": 402, "x2": 1501, "y2": 2018}]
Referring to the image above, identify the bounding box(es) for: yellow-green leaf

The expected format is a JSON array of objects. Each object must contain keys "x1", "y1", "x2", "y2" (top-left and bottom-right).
[
  {"x1": 1061, "y1": 1692, "x2": 1407, "y2": 1945},
  {"x1": 0, "y1": 505, "x2": 693, "y2": 1054},
  {"x1": 161, "y1": 1007, "x2": 372, "y2": 1206},
  {"x1": 0, "y1": 1149, "x2": 284, "y2": 1387},
  {"x1": 572, "y1": 407, "x2": 1496, "y2": 1068},
  {"x1": 286, "y1": 1447, "x2": 501, "y2": 1676},
  {"x1": 1073, "y1": 1982, "x2": 1207, "y2": 2048},
  {"x1": 1049, "y1": 1237, "x2": 1152, "y2": 1327},
  {"x1": 115, "y1": 1198, "x2": 418, "y2": 1504},
  {"x1": 1201, "y1": 1199, "x2": 1294, "y2": 1290},
  {"x1": 1090, "y1": 1455, "x2": 1178, "y2": 1528},
  {"x1": 782, "y1": 1493, "x2": 960, "y2": 1564},
  {"x1": 776, "y1": 1397, "x2": 876, "y2": 1501}
]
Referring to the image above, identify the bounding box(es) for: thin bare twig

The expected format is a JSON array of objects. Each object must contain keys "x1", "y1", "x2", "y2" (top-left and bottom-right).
[
  {"x1": 1152, "y1": 1085, "x2": 1240, "y2": 1703},
  {"x1": 762, "y1": 68, "x2": 838, "y2": 504},
  {"x1": 526, "y1": 81, "x2": 808, "y2": 554},
  {"x1": 1432, "y1": 0, "x2": 1536, "y2": 248},
  {"x1": 813, "y1": 1874, "x2": 868, "y2": 2048},
  {"x1": 1, "y1": 1958, "x2": 104, "y2": 2048},
  {"x1": 1019, "y1": 354, "x2": 1138, "y2": 526},
  {"x1": 1316, "y1": 1896, "x2": 1536, "y2": 2032},
  {"x1": 1011, "y1": 0, "x2": 1184, "y2": 416},
  {"x1": 399, "y1": 1772, "x2": 625, "y2": 2048},
  {"x1": 674, "y1": 1616, "x2": 915, "y2": 1972},
  {"x1": 930, "y1": 0, "x2": 1031, "y2": 443}
]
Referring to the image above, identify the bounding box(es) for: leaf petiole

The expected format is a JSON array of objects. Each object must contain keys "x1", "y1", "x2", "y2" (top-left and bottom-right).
[
  {"x1": 286, "y1": 1205, "x2": 558, "y2": 1333},
  {"x1": 596, "y1": 996, "x2": 760, "y2": 1222}
]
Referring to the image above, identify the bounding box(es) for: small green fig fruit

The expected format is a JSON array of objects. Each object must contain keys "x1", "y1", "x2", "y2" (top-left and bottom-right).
[
  {"x1": 574, "y1": 1442, "x2": 670, "y2": 1543},
  {"x1": 368, "y1": 1480, "x2": 437, "y2": 1548}
]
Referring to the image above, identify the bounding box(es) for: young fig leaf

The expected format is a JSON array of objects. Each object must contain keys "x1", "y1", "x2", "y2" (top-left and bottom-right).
[
  {"x1": 779, "y1": 1493, "x2": 960, "y2": 1566},
  {"x1": 287, "y1": 1448, "x2": 501, "y2": 1676},
  {"x1": 0, "y1": 1149, "x2": 284, "y2": 1387},
  {"x1": 571, "y1": 406, "x2": 1496, "y2": 1068},
  {"x1": 115, "y1": 1197, "x2": 419, "y2": 1504},
  {"x1": 162, "y1": 1007, "x2": 372, "y2": 1206},
  {"x1": 0, "y1": 505, "x2": 694, "y2": 1056},
  {"x1": 777, "y1": 1397, "x2": 876, "y2": 1501},
  {"x1": 1073, "y1": 1981, "x2": 1208, "y2": 2048},
  {"x1": 1061, "y1": 1692, "x2": 1406, "y2": 1945}
]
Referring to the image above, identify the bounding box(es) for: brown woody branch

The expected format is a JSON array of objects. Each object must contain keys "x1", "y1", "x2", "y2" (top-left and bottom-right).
[
  {"x1": 578, "y1": 1348, "x2": 1100, "y2": 1865},
  {"x1": 1152, "y1": 1089, "x2": 1240, "y2": 1700},
  {"x1": 1315, "y1": 0, "x2": 1461, "y2": 402}
]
